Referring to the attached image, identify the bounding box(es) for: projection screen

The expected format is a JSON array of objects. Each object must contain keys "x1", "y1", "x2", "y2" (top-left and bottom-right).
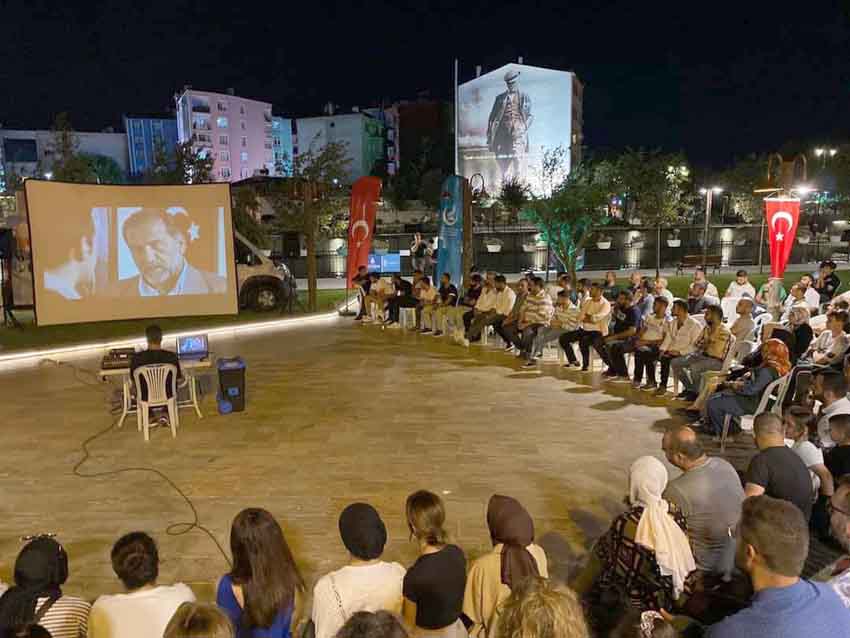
[{"x1": 25, "y1": 180, "x2": 238, "y2": 326}]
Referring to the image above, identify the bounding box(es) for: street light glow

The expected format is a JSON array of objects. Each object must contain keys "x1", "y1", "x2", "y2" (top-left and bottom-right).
[
  {"x1": 830, "y1": 149, "x2": 838, "y2": 157},
  {"x1": 44, "y1": 172, "x2": 53, "y2": 180},
  {"x1": 815, "y1": 148, "x2": 825, "y2": 157},
  {"x1": 795, "y1": 185, "x2": 814, "y2": 195}
]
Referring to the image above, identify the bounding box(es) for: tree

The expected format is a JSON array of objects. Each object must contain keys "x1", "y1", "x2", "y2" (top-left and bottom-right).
[
  {"x1": 716, "y1": 154, "x2": 769, "y2": 222},
  {"x1": 266, "y1": 135, "x2": 352, "y2": 311},
  {"x1": 231, "y1": 186, "x2": 269, "y2": 249},
  {"x1": 48, "y1": 113, "x2": 96, "y2": 182},
  {"x1": 82, "y1": 153, "x2": 124, "y2": 184},
  {"x1": 497, "y1": 176, "x2": 531, "y2": 224},
  {"x1": 522, "y1": 151, "x2": 615, "y2": 283},
  {"x1": 142, "y1": 140, "x2": 213, "y2": 185}
]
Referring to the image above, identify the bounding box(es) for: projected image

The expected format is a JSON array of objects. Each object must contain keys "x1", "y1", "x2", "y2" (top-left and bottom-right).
[
  {"x1": 42, "y1": 208, "x2": 109, "y2": 300},
  {"x1": 458, "y1": 63, "x2": 573, "y2": 196}
]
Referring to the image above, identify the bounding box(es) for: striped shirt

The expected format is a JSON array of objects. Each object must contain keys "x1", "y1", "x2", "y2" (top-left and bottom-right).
[{"x1": 35, "y1": 595, "x2": 91, "y2": 638}]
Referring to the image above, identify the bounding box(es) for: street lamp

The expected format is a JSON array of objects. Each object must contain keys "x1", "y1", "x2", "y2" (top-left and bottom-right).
[{"x1": 699, "y1": 186, "x2": 723, "y2": 266}]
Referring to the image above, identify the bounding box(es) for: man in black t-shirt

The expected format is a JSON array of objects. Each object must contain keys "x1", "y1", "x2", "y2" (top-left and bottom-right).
[
  {"x1": 598, "y1": 290, "x2": 641, "y2": 381},
  {"x1": 827, "y1": 414, "x2": 850, "y2": 482},
  {"x1": 423, "y1": 273, "x2": 459, "y2": 335},
  {"x1": 384, "y1": 274, "x2": 418, "y2": 327},
  {"x1": 744, "y1": 413, "x2": 813, "y2": 520},
  {"x1": 130, "y1": 324, "x2": 182, "y2": 401}
]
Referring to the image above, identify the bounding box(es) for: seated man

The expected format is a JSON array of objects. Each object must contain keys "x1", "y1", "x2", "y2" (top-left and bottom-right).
[
  {"x1": 546, "y1": 273, "x2": 572, "y2": 302},
  {"x1": 517, "y1": 276, "x2": 554, "y2": 366},
  {"x1": 532, "y1": 289, "x2": 579, "y2": 357},
  {"x1": 724, "y1": 269, "x2": 756, "y2": 299},
  {"x1": 464, "y1": 274, "x2": 498, "y2": 344},
  {"x1": 448, "y1": 273, "x2": 483, "y2": 340},
  {"x1": 494, "y1": 278, "x2": 528, "y2": 351},
  {"x1": 826, "y1": 414, "x2": 850, "y2": 484},
  {"x1": 632, "y1": 296, "x2": 669, "y2": 390},
  {"x1": 688, "y1": 266, "x2": 719, "y2": 299},
  {"x1": 819, "y1": 475, "x2": 850, "y2": 607},
  {"x1": 815, "y1": 259, "x2": 841, "y2": 304},
  {"x1": 687, "y1": 282, "x2": 712, "y2": 315},
  {"x1": 383, "y1": 274, "x2": 417, "y2": 328},
  {"x1": 744, "y1": 413, "x2": 814, "y2": 520},
  {"x1": 130, "y1": 324, "x2": 182, "y2": 401},
  {"x1": 352, "y1": 265, "x2": 371, "y2": 320},
  {"x1": 800, "y1": 274, "x2": 822, "y2": 311},
  {"x1": 662, "y1": 426, "x2": 744, "y2": 578},
  {"x1": 363, "y1": 273, "x2": 393, "y2": 322},
  {"x1": 755, "y1": 278, "x2": 787, "y2": 310},
  {"x1": 653, "y1": 300, "x2": 703, "y2": 396},
  {"x1": 671, "y1": 495, "x2": 850, "y2": 638},
  {"x1": 654, "y1": 276, "x2": 675, "y2": 304},
  {"x1": 559, "y1": 282, "x2": 611, "y2": 371},
  {"x1": 467, "y1": 274, "x2": 515, "y2": 345},
  {"x1": 812, "y1": 370, "x2": 850, "y2": 449},
  {"x1": 89, "y1": 532, "x2": 196, "y2": 638},
  {"x1": 671, "y1": 305, "x2": 731, "y2": 402},
  {"x1": 421, "y1": 272, "x2": 457, "y2": 335},
  {"x1": 414, "y1": 276, "x2": 437, "y2": 328},
  {"x1": 599, "y1": 290, "x2": 641, "y2": 381},
  {"x1": 781, "y1": 283, "x2": 809, "y2": 321},
  {"x1": 729, "y1": 298, "x2": 755, "y2": 342}
]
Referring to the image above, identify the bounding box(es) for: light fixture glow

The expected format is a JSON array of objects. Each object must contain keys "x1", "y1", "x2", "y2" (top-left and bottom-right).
[
  {"x1": 44, "y1": 172, "x2": 53, "y2": 180},
  {"x1": 815, "y1": 148, "x2": 825, "y2": 157}
]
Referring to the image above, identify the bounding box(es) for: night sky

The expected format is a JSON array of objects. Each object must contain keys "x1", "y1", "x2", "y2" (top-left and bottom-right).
[{"x1": 2, "y1": 0, "x2": 848, "y2": 167}]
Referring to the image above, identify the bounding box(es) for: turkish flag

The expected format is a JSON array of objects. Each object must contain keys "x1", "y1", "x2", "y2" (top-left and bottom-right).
[
  {"x1": 764, "y1": 197, "x2": 801, "y2": 278},
  {"x1": 346, "y1": 176, "x2": 382, "y2": 287}
]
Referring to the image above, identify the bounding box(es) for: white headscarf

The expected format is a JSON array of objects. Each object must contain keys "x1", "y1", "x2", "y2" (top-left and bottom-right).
[{"x1": 629, "y1": 456, "x2": 696, "y2": 599}]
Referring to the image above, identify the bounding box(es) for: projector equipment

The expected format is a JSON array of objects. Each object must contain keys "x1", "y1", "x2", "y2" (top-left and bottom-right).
[{"x1": 101, "y1": 347, "x2": 136, "y2": 370}]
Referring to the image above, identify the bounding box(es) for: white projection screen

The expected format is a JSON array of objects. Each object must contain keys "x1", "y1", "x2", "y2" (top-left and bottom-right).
[{"x1": 25, "y1": 180, "x2": 239, "y2": 326}]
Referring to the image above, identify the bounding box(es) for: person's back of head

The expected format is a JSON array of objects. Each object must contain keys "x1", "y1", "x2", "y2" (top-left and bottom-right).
[
  {"x1": 498, "y1": 576, "x2": 589, "y2": 638},
  {"x1": 611, "y1": 610, "x2": 676, "y2": 638},
  {"x1": 737, "y1": 495, "x2": 808, "y2": 579},
  {"x1": 339, "y1": 503, "x2": 387, "y2": 561},
  {"x1": 335, "y1": 611, "x2": 407, "y2": 638},
  {"x1": 145, "y1": 324, "x2": 163, "y2": 349},
  {"x1": 405, "y1": 490, "x2": 449, "y2": 546},
  {"x1": 0, "y1": 537, "x2": 68, "y2": 631},
  {"x1": 662, "y1": 425, "x2": 704, "y2": 470},
  {"x1": 164, "y1": 602, "x2": 234, "y2": 638},
  {"x1": 753, "y1": 412, "x2": 785, "y2": 449},
  {"x1": 4, "y1": 625, "x2": 52, "y2": 638},
  {"x1": 111, "y1": 532, "x2": 158, "y2": 591},
  {"x1": 816, "y1": 369, "x2": 847, "y2": 403}
]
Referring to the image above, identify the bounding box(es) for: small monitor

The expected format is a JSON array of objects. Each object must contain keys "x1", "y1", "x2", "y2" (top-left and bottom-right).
[{"x1": 177, "y1": 334, "x2": 209, "y2": 357}]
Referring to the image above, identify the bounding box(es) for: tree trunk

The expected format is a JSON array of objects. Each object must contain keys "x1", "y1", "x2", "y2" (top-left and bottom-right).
[{"x1": 305, "y1": 204, "x2": 318, "y2": 312}]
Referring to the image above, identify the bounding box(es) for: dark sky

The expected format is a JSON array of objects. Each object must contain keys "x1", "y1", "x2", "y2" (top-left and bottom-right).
[{"x1": 2, "y1": 0, "x2": 848, "y2": 167}]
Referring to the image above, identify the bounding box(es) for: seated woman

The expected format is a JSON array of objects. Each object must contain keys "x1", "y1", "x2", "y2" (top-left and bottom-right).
[
  {"x1": 703, "y1": 338, "x2": 792, "y2": 439},
  {"x1": 571, "y1": 456, "x2": 696, "y2": 613}
]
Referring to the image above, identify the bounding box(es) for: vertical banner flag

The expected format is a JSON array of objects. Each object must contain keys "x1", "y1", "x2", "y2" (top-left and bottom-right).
[
  {"x1": 346, "y1": 176, "x2": 382, "y2": 286},
  {"x1": 764, "y1": 197, "x2": 801, "y2": 278},
  {"x1": 436, "y1": 175, "x2": 465, "y2": 287}
]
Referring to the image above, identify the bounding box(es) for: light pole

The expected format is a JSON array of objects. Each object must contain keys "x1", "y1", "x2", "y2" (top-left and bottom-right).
[{"x1": 699, "y1": 186, "x2": 722, "y2": 266}]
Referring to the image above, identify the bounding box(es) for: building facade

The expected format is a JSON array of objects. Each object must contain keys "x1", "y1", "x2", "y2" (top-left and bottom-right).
[
  {"x1": 175, "y1": 88, "x2": 274, "y2": 182},
  {"x1": 294, "y1": 111, "x2": 385, "y2": 181},
  {"x1": 123, "y1": 115, "x2": 178, "y2": 177},
  {"x1": 271, "y1": 116, "x2": 293, "y2": 176}
]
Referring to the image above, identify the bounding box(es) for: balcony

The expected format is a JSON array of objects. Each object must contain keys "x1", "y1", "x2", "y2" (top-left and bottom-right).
[
  {"x1": 191, "y1": 101, "x2": 211, "y2": 113},
  {"x1": 192, "y1": 122, "x2": 211, "y2": 131}
]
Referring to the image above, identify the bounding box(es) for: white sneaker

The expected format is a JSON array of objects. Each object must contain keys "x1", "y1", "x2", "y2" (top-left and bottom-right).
[
  {"x1": 387, "y1": 322, "x2": 401, "y2": 329},
  {"x1": 462, "y1": 338, "x2": 470, "y2": 347}
]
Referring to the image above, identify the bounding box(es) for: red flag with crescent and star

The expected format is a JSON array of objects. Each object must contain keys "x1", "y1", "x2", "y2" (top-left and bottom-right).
[
  {"x1": 346, "y1": 176, "x2": 382, "y2": 287},
  {"x1": 764, "y1": 197, "x2": 801, "y2": 278}
]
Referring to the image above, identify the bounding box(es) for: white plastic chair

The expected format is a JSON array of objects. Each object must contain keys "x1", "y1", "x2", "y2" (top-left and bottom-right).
[
  {"x1": 720, "y1": 373, "x2": 790, "y2": 452},
  {"x1": 721, "y1": 297, "x2": 741, "y2": 324},
  {"x1": 133, "y1": 364, "x2": 179, "y2": 442},
  {"x1": 400, "y1": 307, "x2": 417, "y2": 330}
]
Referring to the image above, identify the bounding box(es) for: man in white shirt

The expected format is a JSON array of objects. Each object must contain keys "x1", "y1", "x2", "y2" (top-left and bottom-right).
[
  {"x1": 654, "y1": 277, "x2": 675, "y2": 304},
  {"x1": 689, "y1": 267, "x2": 719, "y2": 299},
  {"x1": 813, "y1": 370, "x2": 850, "y2": 449},
  {"x1": 558, "y1": 282, "x2": 611, "y2": 371},
  {"x1": 725, "y1": 270, "x2": 757, "y2": 299},
  {"x1": 533, "y1": 290, "x2": 580, "y2": 357},
  {"x1": 89, "y1": 532, "x2": 195, "y2": 638},
  {"x1": 467, "y1": 275, "x2": 515, "y2": 344},
  {"x1": 415, "y1": 276, "x2": 438, "y2": 329},
  {"x1": 782, "y1": 284, "x2": 810, "y2": 321},
  {"x1": 632, "y1": 296, "x2": 671, "y2": 390},
  {"x1": 654, "y1": 299, "x2": 703, "y2": 396},
  {"x1": 800, "y1": 274, "x2": 823, "y2": 311}
]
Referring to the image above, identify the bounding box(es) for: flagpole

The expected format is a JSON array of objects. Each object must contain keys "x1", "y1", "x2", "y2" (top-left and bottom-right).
[{"x1": 454, "y1": 58, "x2": 459, "y2": 176}]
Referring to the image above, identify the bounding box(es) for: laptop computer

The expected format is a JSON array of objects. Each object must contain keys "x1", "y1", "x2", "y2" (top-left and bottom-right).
[{"x1": 176, "y1": 334, "x2": 209, "y2": 361}]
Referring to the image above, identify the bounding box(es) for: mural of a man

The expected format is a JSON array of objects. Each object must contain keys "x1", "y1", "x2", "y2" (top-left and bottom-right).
[{"x1": 487, "y1": 69, "x2": 533, "y2": 184}]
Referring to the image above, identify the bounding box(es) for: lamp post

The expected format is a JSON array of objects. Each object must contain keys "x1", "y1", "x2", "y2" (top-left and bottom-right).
[{"x1": 699, "y1": 186, "x2": 722, "y2": 266}]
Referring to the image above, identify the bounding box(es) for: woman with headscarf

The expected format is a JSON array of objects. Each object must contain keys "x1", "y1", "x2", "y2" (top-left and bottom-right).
[
  {"x1": 462, "y1": 495, "x2": 548, "y2": 638},
  {"x1": 703, "y1": 338, "x2": 792, "y2": 439},
  {"x1": 311, "y1": 503, "x2": 405, "y2": 638},
  {"x1": 0, "y1": 537, "x2": 90, "y2": 638},
  {"x1": 572, "y1": 457, "x2": 696, "y2": 613}
]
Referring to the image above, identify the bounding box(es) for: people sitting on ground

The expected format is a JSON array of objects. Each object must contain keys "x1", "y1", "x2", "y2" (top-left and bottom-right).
[
  {"x1": 652, "y1": 300, "x2": 703, "y2": 397},
  {"x1": 598, "y1": 290, "x2": 641, "y2": 381},
  {"x1": 602, "y1": 271, "x2": 620, "y2": 302},
  {"x1": 466, "y1": 275, "x2": 514, "y2": 345},
  {"x1": 784, "y1": 406, "x2": 834, "y2": 538},
  {"x1": 463, "y1": 495, "x2": 548, "y2": 638},
  {"x1": 422, "y1": 273, "x2": 458, "y2": 336},
  {"x1": 754, "y1": 278, "x2": 787, "y2": 312},
  {"x1": 336, "y1": 611, "x2": 408, "y2": 638},
  {"x1": 671, "y1": 305, "x2": 732, "y2": 403},
  {"x1": 532, "y1": 290, "x2": 579, "y2": 359},
  {"x1": 662, "y1": 427, "x2": 744, "y2": 579},
  {"x1": 703, "y1": 338, "x2": 790, "y2": 440},
  {"x1": 498, "y1": 576, "x2": 589, "y2": 638},
  {"x1": 130, "y1": 324, "x2": 182, "y2": 401},
  {"x1": 0, "y1": 536, "x2": 91, "y2": 638},
  {"x1": 632, "y1": 296, "x2": 669, "y2": 391},
  {"x1": 88, "y1": 532, "x2": 196, "y2": 638},
  {"x1": 517, "y1": 277, "x2": 554, "y2": 367},
  {"x1": 217, "y1": 508, "x2": 305, "y2": 638},
  {"x1": 494, "y1": 279, "x2": 528, "y2": 351},
  {"x1": 559, "y1": 283, "x2": 611, "y2": 371},
  {"x1": 448, "y1": 274, "x2": 483, "y2": 341},
  {"x1": 816, "y1": 260, "x2": 841, "y2": 304},
  {"x1": 724, "y1": 269, "x2": 756, "y2": 299},
  {"x1": 729, "y1": 298, "x2": 755, "y2": 342},
  {"x1": 653, "y1": 277, "x2": 674, "y2": 304},
  {"x1": 826, "y1": 414, "x2": 850, "y2": 482},
  {"x1": 164, "y1": 602, "x2": 235, "y2": 638},
  {"x1": 572, "y1": 456, "x2": 696, "y2": 612},
  {"x1": 383, "y1": 274, "x2": 418, "y2": 328},
  {"x1": 686, "y1": 282, "x2": 712, "y2": 315},
  {"x1": 812, "y1": 369, "x2": 850, "y2": 449},
  {"x1": 742, "y1": 413, "x2": 814, "y2": 520},
  {"x1": 670, "y1": 495, "x2": 850, "y2": 638},
  {"x1": 402, "y1": 491, "x2": 466, "y2": 638},
  {"x1": 312, "y1": 504, "x2": 405, "y2": 638},
  {"x1": 688, "y1": 267, "x2": 719, "y2": 300},
  {"x1": 800, "y1": 273, "x2": 823, "y2": 311}
]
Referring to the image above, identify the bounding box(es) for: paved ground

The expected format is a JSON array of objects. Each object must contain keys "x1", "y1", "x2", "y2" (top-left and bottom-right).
[{"x1": 0, "y1": 319, "x2": 733, "y2": 603}]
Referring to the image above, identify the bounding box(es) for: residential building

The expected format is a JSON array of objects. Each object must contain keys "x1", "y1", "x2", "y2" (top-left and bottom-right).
[
  {"x1": 294, "y1": 109, "x2": 385, "y2": 181},
  {"x1": 364, "y1": 105, "x2": 399, "y2": 176},
  {"x1": 271, "y1": 116, "x2": 293, "y2": 176},
  {"x1": 175, "y1": 87, "x2": 274, "y2": 182},
  {"x1": 0, "y1": 127, "x2": 129, "y2": 188},
  {"x1": 123, "y1": 114, "x2": 178, "y2": 177}
]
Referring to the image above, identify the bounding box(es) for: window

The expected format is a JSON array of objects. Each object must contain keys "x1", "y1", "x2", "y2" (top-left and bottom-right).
[
  {"x1": 240, "y1": 151, "x2": 249, "y2": 162},
  {"x1": 219, "y1": 135, "x2": 229, "y2": 146},
  {"x1": 264, "y1": 142, "x2": 272, "y2": 150},
  {"x1": 241, "y1": 136, "x2": 248, "y2": 148},
  {"x1": 220, "y1": 167, "x2": 231, "y2": 179},
  {"x1": 241, "y1": 121, "x2": 246, "y2": 131},
  {"x1": 241, "y1": 168, "x2": 249, "y2": 178},
  {"x1": 240, "y1": 106, "x2": 245, "y2": 115},
  {"x1": 220, "y1": 150, "x2": 230, "y2": 161},
  {"x1": 218, "y1": 101, "x2": 227, "y2": 111},
  {"x1": 217, "y1": 116, "x2": 229, "y2": 128}
]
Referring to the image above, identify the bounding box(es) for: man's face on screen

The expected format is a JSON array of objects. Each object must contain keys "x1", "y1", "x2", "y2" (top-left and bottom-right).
[{"x1": 125, "y1": 218, "x2": 186, "y2": 289}]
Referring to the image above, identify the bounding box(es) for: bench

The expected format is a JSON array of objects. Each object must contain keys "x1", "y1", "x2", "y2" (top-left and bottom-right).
[{"x1": 676, "y1": 254, "x2": 722, "y2": 276}]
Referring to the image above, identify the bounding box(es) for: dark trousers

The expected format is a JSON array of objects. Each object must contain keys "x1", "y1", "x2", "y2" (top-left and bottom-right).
[
  {"x1": 495, "y1": 320, "x2": 519, "y2": 346},
  {"x1": 559, "y1": 329, "x2": 603, "y2": 368},
  {"x1": 607, "y1": 339, "x2": 636, "y2": 376},
  {"x1": 387, "y1": 295, "x2": 418, "y2": 322},
  {"x1": 658, "y1": 353, "x2": 675, "y2": 388},
  {"x1": 462, "y1": 307, "x2": 475, "y2": 333},
  {"x1": 517, "y1": 324, "x2": 544, "y2": 360},
  {"x1": 633, "y1": 345, "x2": 661, "y2": 384}
]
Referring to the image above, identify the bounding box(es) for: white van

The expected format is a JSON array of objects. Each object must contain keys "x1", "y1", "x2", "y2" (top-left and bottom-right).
[{"x1": 233, "y1": 230, "x2": 296, "y2": 311}]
